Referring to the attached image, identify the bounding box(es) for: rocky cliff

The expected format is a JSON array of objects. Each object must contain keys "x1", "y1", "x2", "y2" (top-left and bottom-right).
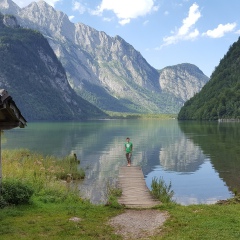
[
  {"x1": 0, "y1": 13, "x2": 106, "y2": 120},
  {"x1": 159, "y1": 63, "x2": 209, "y2": 102}
]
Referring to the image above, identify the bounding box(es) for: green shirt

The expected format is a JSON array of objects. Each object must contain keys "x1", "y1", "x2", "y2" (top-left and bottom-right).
[{"x1": 125, "y1": 142, "x2": 133, "y2": 153}]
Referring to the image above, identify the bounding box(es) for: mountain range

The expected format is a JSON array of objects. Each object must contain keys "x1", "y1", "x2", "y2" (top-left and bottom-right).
[
  {"x1": 0, "y1": 0, "x2": 209, "y2": 118},
  {"x1": 0, "y1": 13, "x2": 107, "y2": 120}
]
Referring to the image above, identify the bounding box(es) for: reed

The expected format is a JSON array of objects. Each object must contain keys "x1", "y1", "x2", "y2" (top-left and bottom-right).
[
  {"x1": 151, "y1": 176, "x2": 174, "y2": 203},
  {"x1": 2, "y1": 149, "x2": 85, "y2": 200}
]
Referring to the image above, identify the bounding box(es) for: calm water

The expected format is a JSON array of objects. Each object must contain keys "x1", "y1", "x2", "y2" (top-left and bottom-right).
[{"x1": 2, "y1": 119, "x2": 239, "y2": 205}]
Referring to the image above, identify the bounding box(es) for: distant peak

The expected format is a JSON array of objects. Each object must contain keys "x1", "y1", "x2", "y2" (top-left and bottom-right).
[
  {"x1": 26, "y1": 0, "x2": 54, "y2": 10},
  {"x1": 0, "y1": 0, "x2": 20, "y2": 14},
  {"x1": 37, "y1": 0, "x2": 53, "y2": 8}
]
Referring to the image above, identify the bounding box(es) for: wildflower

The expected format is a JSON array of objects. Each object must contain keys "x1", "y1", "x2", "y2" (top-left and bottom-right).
[{"x1": 40, "y1": 167, "x2": 45, "y2": 171}]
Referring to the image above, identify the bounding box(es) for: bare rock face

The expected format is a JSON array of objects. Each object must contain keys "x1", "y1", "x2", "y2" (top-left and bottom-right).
[
  {"x1": 159, "y1": 63, "x2": 209, "y2": 102},
  {"x1": 0, "y1": 13, "x2": 106, "y2": 120},
  {"x1": 2, "y1": 14, "x2": 19, "y2": 28},
  {"x1": 0, "y1": 0, "x2": 209, "y2": 113}
]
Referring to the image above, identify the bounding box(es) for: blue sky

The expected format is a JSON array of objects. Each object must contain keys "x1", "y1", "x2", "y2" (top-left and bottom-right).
[{"x1": 13, "y1": 0, "x2": 240, "y2": 77}]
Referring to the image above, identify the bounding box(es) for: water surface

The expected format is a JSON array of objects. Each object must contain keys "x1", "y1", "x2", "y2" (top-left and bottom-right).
[{"x1": 2, "y1": 119, "x2": 237, "y2": 205}]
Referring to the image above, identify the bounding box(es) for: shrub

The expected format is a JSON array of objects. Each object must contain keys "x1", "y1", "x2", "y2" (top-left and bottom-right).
[
  {"x1": 0, "y1": 195, "x2": 7, "y2": 209},
  {"x1": 1, "y1": 150, "x2": 85, "y2": 206},
  {"x1": 151, "y1": 176, "x2": 174, "y2": 203},
  {"x1": 1, "y1": 179, "x2": 34, "y2": 206}
]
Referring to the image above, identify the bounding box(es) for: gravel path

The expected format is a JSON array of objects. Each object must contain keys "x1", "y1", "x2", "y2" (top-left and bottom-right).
[{"x1": 108, "y1": 209, "x2": 169, "y2": 239}]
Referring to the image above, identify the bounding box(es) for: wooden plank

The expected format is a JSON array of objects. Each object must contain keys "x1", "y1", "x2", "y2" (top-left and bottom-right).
[{"x1": 117, "y1": 166, "x2": 161, "y2": 208}]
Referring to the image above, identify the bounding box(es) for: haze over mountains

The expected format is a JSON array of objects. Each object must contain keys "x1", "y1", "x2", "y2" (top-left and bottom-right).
[{"x1": 0, "y1": 0, "x2": 209, "y2": 119}]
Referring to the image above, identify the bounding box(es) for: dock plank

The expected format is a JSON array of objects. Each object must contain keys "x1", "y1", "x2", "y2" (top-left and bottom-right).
[{"x1": 117, "y1": 166, "x2": 161, "y2": 208}]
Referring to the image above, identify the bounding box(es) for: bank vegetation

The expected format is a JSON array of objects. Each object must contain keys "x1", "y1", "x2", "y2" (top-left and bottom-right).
[{"x1": 1, "y1": 149, "x2": 240, "y2": 239}]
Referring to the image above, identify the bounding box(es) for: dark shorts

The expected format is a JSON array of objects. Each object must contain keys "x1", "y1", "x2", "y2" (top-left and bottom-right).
[{"x1": 126, "y1": 153, "x2": 132, "y2": 160}]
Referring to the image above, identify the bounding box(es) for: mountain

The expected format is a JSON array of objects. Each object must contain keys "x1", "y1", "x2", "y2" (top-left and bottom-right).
[
  {"x1": 0, "y1": 13, "x2": 107, "y2": 121},
  {"x1": 0, "y1": 0, "x2": 209, "y2": 114},
  {"x1": 0, "y1": 0, "x2": 19, "y2": 14},
  {"x1": 159, "y1": 63, "x2": 209, "y2": 102},
  {"x1": 178, "y1": 37, "x2": 240, "y2": 120}
]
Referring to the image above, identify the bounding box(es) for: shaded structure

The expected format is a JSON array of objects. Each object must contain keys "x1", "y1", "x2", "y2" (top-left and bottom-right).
[
  {"x1": 0, "y1": 89, "x2": 27, "y2": 185},
  {"x1": 0, "y1": 89, "x2": 26, "y2": 129},
  {"x1": 117, "y1": 166, "x2": 161, "y2": 208}
]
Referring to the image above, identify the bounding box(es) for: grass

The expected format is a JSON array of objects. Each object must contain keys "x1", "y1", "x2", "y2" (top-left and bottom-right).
[
  {"x1": 2, "y1": 201, "x2": 240, "y2": 240},
  {"x1": 153, "y1": 203, "x2": 240, "y2": 239},
  {"x1": 0, "y1": 149, "x2": 123, "y2": 239},
  {"x1": 0, "y1": 199, "x2": 123, "y2": 240},
  {"x1": 2, "y1": 149, "x2": 85, "y2": 180},
  {"x1": 1, "y1": 149, "x2": 85, "y2": 206},
  {"x1": 105, "y1": 181, "x2": 123, "y2": 209},
  {"x1": 1, "y1": 149, "x2": 240, "y2": 239}
]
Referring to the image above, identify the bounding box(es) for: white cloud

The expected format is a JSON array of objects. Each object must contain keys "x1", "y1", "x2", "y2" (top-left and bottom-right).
[
  {"x1": 178, "y1": 3, "x2": 200, "y2": 36},
  {"x1": 103, "y1": 17, "x2": 113, "y2": 22},
  {"x1": 119, "y1": 18, "x2": 130, "y2": 25},
  {"x1": 202, "y1": 23, "x2": 237, "y2": 38},
  {"x1": 160, "y1": 3, "x2": 201, "y2": 48},
  {"x1": 69, "y1": 15, "x2": 75, "y2": 21},
  {"x1": 72, "y1": 1, "x2": 86, "y2": 14},
  {"x1": 13, "y1": 0, "x2": 60, "y2": 8},
  {"x1": 93, "y1": 0, "x2": 158, "y2": 25}
]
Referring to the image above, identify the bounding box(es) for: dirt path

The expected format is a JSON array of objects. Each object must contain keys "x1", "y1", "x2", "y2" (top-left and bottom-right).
[{"x1": 108, "y1": 209, "x2": 169, "y2": 239}]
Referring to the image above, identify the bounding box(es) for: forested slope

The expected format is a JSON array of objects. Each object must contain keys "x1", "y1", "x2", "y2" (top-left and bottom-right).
[{"x1": 178, "y1": 37, "x2": 240, "y2": 120}]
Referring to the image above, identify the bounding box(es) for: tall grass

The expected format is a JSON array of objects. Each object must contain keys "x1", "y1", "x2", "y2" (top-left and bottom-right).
[
  {"x1": 105, "y1": 180, "x2": 123, "y2": 209},
  {"x1": 0, "y1": 150, "x2": 124, "y2": 239},
  {"x1": 151, "y1": 176, "x2": 174, "y2": 203},
  {"x1": 2, "y1": 149, "x2": 85, "y2": 202}
]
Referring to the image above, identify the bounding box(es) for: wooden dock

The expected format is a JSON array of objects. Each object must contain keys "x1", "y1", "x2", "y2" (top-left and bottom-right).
[{"x1": 117, "y1": 166, "x2": 161, "y2": 208}]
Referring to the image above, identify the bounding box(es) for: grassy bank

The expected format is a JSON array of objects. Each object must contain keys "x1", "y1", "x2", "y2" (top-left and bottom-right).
[
  {"x1": 156, "y1": 202, "x2": 240, "y2": 239},
  {"x1": 1, "y1": 150, "x2": 240, "y2": 239},
  {"x1": 0, "y1": 198, "x2": 123, "y2": 240},
  {"x1": 1, "y1": 200, "x2": 240, "y2": 239},
  {"x1": 0, "y1": 149, "x2": 123, "y2": 239}
]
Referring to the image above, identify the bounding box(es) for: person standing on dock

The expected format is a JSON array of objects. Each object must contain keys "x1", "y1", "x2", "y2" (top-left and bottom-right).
[{"x1": 124, "y1": 137, "x2": 133, "y2": 166}]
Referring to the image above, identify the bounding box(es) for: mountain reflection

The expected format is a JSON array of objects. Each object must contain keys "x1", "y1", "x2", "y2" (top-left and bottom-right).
[
  {"x1": 178, "y1": 121, "x2": 240, "y2": 193},
  {"x1": 158, "y1": 137, "x2": 205, "y2": 172},
  {"x1": 2, "y1": 120, "x2": 234, "y2": 204}
]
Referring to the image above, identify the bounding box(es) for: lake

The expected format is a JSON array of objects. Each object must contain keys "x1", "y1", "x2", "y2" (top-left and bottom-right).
[{"x1": 2, "y1": 119, "x2": 239, "y2": 205}]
